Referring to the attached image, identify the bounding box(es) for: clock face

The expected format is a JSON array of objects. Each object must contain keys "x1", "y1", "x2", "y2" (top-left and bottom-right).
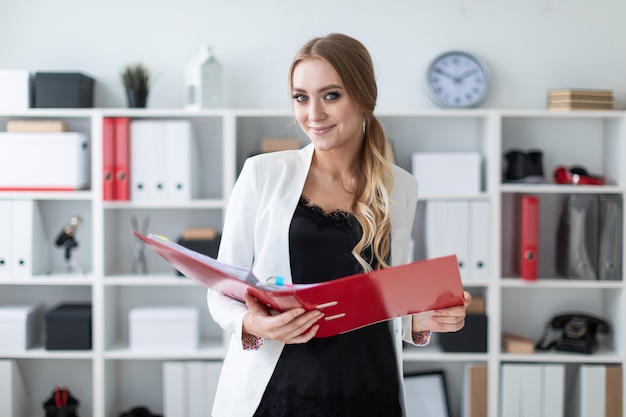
[{"x1": 425, "y1": 51, "x2": 489, "y2": 108}]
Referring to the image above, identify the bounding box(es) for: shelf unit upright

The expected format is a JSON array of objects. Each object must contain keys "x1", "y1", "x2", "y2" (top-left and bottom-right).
[{"x1": 0, "y1": 108, "x2": 623, "y2": 417}]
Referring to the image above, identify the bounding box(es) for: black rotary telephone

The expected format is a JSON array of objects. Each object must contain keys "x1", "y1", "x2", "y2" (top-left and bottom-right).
[{"x1": 536, "y1": 313, "x2": 610, "y2": 354}]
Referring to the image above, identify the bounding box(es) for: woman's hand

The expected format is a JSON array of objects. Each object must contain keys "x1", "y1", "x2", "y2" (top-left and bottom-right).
[
  {"x1": 412, "y1": 291, "x2": 472, "y2": 333},
  {"x1": 242, "y1": 292, "x2": 324, "y2": 344}
]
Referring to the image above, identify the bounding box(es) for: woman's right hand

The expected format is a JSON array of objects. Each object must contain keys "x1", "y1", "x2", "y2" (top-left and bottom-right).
[{"x1": 242, "y1": 292, "x2": 323, "y2": 344}]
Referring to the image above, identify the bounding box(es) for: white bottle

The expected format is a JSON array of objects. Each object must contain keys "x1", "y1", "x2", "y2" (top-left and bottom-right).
[{"x1": 184, "y1": 45, "x2": 224, "y2": 109}]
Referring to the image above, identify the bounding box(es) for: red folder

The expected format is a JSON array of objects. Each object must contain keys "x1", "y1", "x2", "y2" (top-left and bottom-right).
[
  {"x1": 520, "y1": 195, "x2": 539, "y2": 280},
  {"x1": 102, "y1": 118, "x2": 116, "y2": 200},
  {"x1": 133, "y1": 231, "x2": 465, "y2": 338},
  {"x1": 113, "y1": 118, "x2": 131, "y2": 200}
]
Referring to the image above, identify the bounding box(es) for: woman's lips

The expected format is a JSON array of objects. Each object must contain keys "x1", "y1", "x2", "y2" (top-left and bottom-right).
[{"x1": 309, "y1": 125, "x2": 334, "y2": 135}]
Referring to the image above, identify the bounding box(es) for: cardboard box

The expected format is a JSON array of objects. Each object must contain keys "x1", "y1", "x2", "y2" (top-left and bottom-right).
[
  {"x1": 261, "y1": 138, "x2": 301, "y2": 153},
  {"x1": 0, "y1": 304, "x2": 44, "y2": 352},
  {"x1": 129, "y1": 307, "x2": 198, "y2": 352},
  {"x1": 411, "y1": 152, "x2": 481, "y2": 196},
  {"x1": 45, "y1": 303, "x2": 92, "y2": 350},
  {"x1": 502, "y1": 332, "x2": 535, "y2": 354},
  {"x1": 7, "y1": 120, "x2": 68, "y2": 132},
  {"x1": 0, "y1": 132, "x2": 90, "y2": 190},
  {"x1": 34, "y1": 72, "x2": 94, "y2": 108},
  {"x1": 0, "y1": 70, "x2": 32, "y2": 110}
]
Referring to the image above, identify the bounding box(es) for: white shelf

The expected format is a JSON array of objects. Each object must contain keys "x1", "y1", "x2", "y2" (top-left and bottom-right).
[{"x1": 1, "y1": 108, "x2": 624, "y2": 417}]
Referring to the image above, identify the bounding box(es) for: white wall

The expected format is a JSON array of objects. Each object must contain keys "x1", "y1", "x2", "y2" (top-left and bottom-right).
[{"x1": 1, "y1": 0, "x2": 624, "y2": 110}]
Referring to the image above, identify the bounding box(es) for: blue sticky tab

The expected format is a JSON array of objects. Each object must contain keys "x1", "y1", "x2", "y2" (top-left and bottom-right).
[{"x1": 274, "y1": 276, "x2": 285, "y2": 286}]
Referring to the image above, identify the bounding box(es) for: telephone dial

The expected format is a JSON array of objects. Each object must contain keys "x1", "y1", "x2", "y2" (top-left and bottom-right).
[{"x1": 535, "y1": 313, "x2": 609, "y2": 354}]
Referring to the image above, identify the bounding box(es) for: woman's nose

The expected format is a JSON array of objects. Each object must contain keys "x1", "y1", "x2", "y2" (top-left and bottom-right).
[{"x1": 308, "y1": 100, "x2": 326, "y2": 121}]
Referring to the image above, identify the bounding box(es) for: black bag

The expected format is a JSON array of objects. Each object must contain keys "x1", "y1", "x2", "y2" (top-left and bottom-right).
[{"x1": 43, "y1": 386, "x2": 80, "y2": 417}]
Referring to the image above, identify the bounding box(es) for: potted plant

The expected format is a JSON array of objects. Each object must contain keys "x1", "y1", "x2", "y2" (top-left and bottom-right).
[{"x1": 120, "y1": 62, "x2": 151, "y2": 108}]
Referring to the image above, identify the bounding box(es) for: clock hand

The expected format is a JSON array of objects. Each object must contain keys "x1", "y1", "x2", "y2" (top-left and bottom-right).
[
  {"x1": 434, "y1": 68, "x2": 456, "y2": 80},
  {"x1": 453, "y1": 69, "x2": 477, "y2": 83}
]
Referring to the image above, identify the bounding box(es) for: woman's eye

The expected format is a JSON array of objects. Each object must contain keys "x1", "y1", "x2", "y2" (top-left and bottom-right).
[
  {"x1": 325, "y1": 92, "x2": 340, "y2": 101},
  {"x1": 293, "y1": 94, "x2": 307, "y2": 103}
]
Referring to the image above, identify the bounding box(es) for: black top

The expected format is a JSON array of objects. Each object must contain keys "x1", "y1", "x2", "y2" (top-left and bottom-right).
[{"x1": 253, "y1": 196, "x2": 401, "y2": 417}]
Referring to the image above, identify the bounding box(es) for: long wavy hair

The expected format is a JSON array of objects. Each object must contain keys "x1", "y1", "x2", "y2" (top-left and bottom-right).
[{"x1": 288, "y1": 33, "x2": 393, "y2": 272}]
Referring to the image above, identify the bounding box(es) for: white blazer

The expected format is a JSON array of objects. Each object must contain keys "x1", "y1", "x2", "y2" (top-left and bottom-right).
[{"x1": 207, "y1": 144, "x2": 419, "y2": 417}]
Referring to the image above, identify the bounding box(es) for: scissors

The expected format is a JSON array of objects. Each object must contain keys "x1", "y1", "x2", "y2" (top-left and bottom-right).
[{"x1": 131, "y1": 216, "x2": 150, "y2": 274}]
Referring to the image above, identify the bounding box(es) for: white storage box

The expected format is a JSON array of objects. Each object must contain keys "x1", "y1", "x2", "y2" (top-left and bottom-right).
[
  {"x1": 129, "y1": 307, "x2": 198, "y2": 352},
  {"x1": 411, "y1": 152, "x2": 481, "y2": 196},
  {"x1": 0, "y1": 304, "x2": 44, "y2": 352},
  {"x1": 0, "y1": 132, "x2": 90, "y2": 190},
  {"x1": 0, "y1": 70, "x2": 31, "y2": 110}
]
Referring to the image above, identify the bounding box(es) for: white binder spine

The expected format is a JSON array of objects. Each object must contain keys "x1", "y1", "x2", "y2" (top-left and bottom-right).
[
  {"x1": 0, "y1": 360, "x2": 30, "y2": 417},
  {"x1": 130, "y1": 121, "x2": 156, "y2": 201},
  {"x1": 11, "y1": 200, "x2": 49, "y2": 278},
  {"x1": 163, "y1": 361, "x2": 187, "y2": 417},
  {"x1": 447, "y1": 200, "x2": 469, "y2": 282},
  {"x1": 469, "y1": 200, "x2": 489, "y2": 281},
  {"x1": 0, "y1": 201, "x2": 14, "y2": 278},
  {"x1": 165, "y1": 121, "x2": 198, "y2": 201}
]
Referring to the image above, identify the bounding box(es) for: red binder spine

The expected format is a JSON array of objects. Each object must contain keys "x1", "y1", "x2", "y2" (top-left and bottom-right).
[
  {"x1": 520, "y1": 195, "x2": 539, "y2": 280},
  {"x1": 114, "y1": 117, "x2": 131, "y2": 200},
  {"x1": 102, "y1": 117, "x2": 116, "y2": 200}
]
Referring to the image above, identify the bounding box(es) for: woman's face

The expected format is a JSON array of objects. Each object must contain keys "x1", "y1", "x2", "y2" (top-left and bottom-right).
[{"x1": 291, "y1": 58, "x2": 363, "y2": 154}]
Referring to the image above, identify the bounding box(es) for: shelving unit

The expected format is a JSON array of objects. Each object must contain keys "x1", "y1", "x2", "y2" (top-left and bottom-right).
[{"x1": 0, "y1": 108, "x2": 624, "y2": 417}]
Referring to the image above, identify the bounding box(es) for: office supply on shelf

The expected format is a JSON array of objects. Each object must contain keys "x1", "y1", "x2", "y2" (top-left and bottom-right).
[
  {"x1": 520, "y1": 195, "x2": 539, "y2": 280},
  {"x1": 598, "y1": 195, "x2": 623, "y2": 280},
  {"x1": 556, "y1": 195, "x2": 598, "y2": 280},
  {"x1": 411, "y1": 152, "x2": 481, "y2": 196},
  {"x1": 0, "y1": 132, "x2": 90, "y2": 191},
  {"x1": 501, "y1": 332, "x2": 535, "y2": 354},
  {"x1": 129, "y1": 307, "x2": 198, "y2": 352},
  {"x1": 163, "y1": 362, "x2": 187, "y2": 417},
  {"x1": 44, "y1": 303, "x2": 92, "y2": 350},
  {"x1": 6, "y1": 120, "x2": 67, "y2": 132},
  {"x1": 0, "y1": 360, "x2": 30, "y2": 417},
  {"x1": 133, "y1": 231, "x2": 465, "y2": 338},
  {"x1": 547, "y1": 88, "x2": 613, "y2": 111},
  {"x1": 462, "y1": 363, "x2": 487, "y2": 417},
  {"x1": 0, "y1": 200, "x2": 50, "y2": 279},
  {"x1": 0, "y1": 304, "x2": 44, "y2": 352},
  {"x1": 469, "y1": 201, "x2": 489, "y2": 280},
  {"x1": 103, "y1": 117, "x2": 131, "y2": 200},
  {"x1": 0, "y1": 70, "x2": 31, "y2": 111},
  {"x1": 165, "y1": 120, "x2": 198, "y2": 201},
  {"x1": 34, "y1": 72, "x2": 94, "y2": 108},
  {"x1": 130, "y1": 120, "x2": 198, "y2": 201},
  {"x1": 131, "y1": 216, "x2": 150, "y2": 274},
  {"x1": 425, "y1": 200, "x2": 489, "y2": 282},
  {"x1": 102, "y1": 118, "x2": 116, "y2": 200},
  {"x1": 114, "y1": 117, "x2": 131, "y2": 200}
]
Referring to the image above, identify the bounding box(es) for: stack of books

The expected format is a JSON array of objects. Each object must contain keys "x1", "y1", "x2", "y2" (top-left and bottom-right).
[{"x1": 547, "y1": 88, "x2": 613, "y2": 110}]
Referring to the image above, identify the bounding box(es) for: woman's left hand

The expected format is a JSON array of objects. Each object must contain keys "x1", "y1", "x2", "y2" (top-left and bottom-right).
[{"x1": 411, "y1": 291, "x2": 472, "y2": 333}]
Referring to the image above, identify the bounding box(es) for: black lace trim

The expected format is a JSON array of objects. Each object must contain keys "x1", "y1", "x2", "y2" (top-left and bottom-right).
[
  {"x1": 296, "y1": 195, "x2": 359, "y2": 231},
  {"x1": 253, "y1": 386, "x2": 402, "y2": 417}
]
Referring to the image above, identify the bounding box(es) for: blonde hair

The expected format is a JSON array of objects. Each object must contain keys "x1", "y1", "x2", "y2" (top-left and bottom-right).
[{"x1": 289, "y1": 33, "x2": 393, "y2": 272}]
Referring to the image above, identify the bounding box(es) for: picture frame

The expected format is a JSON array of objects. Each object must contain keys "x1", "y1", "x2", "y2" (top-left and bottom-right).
[{"x1": 403, "y1": 370, "x2": 451, "y2": 417}]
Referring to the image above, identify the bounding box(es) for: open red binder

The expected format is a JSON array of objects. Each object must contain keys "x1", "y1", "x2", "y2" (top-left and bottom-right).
[{"x1": 133, "y1": 231, "x2": 465, "y2": 338}]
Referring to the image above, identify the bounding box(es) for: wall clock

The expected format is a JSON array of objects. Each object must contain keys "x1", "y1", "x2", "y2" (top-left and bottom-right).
[{"x1": 425, "y1": 51, "x2": 490, "y2": 108}]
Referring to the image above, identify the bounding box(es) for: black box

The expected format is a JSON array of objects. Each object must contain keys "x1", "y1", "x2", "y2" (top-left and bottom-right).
[
  {"x1": 175, "y1": 236, "x2": 221, "y2": 276},
  {"x1": 438, "y1": 314, "x2": 488, "y2": 353},
  {"x1": 45, "y1": 303, "x2": 92, "y2": 350},
  {"x1": 34, "y1": 72, "x2": 94, "y2": 108}
]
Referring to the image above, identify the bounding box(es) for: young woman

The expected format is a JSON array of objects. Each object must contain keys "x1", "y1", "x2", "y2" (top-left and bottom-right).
[{"x1": 207, "y1": 33, "x2": 471, "y2": 417}]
